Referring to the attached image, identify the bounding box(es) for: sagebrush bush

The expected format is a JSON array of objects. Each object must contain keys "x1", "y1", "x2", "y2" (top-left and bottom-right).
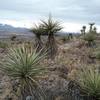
[
  {"x1": 0, "y1": 41, "x2": 8, "y2": 48},
  {"x1": 93, "y1": 48, "x2": 100, "y2": 60},
  {"x1": 11, "y1": 35, "x2": 17, "y2": 41},
  {"x1": 95, "y1": 51, "x2": 100, "y2": 59},
  {"x1": 84, "y1": 32, "x2": 96, "y2": 42},
  {"x1": 61, "y1": 36, "x2": 69, "y2": 43},
  {"x1": 83, "y1": 32, "x2": 96, "y2": 46}
]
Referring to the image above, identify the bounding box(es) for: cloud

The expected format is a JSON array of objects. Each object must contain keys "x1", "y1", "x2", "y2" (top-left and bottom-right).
[
  {"x1": 0, "y1": 19, "x2": 34, "y2": 28},
  {"x1": 0, "y1": 0, "x2": 100, "y2": 31}
]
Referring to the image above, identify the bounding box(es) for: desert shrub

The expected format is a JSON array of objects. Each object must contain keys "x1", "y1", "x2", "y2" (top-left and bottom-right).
[
  {"x1": 0, "y1": 41, "x2": 8, "y2": 48},
  {"x1": 93, "y1": 47, "x2": 100, "y2": 60},
  {"x1": 84, "y1": 32, "x2": 96, "y2": 47},
  {"x1": 61, "y1": 35, "x2": 70, "y2": 43},
  {"x1": 10, "y1": 34, "x2": 17, "y2": 41},
  {"x1": 76, "y1": 67, "x2": 100, "y2": 100},
  {"x1": 95, "y1": 51, "x2": 100, "y2": 60},
  {"x1": 0, "y1": 45, "x2": 47, "y2": 100},
  {"x1": 84, "y1": 33, "x2": 96, "y2": 41},
  {"x1": 68, "y1": 33, "x2": 73, "y2": 40}
]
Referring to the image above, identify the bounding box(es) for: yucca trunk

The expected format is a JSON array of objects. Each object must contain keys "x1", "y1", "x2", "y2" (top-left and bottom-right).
[
  {"x1": 35, "y1": 35, "x2": 43, "y2": 52},
  {"x1": 46, "y1": 33, "x2": 58, "y2": 59},
  {"x1": 19, "y1": 78, "x2": 45, "y2": 100},
  {"x1": 20, "y1": 84, "x2": 38, "y2": 100},
  {"x1": 20, "y1": 84, "x2": 32, "y2": 100}
]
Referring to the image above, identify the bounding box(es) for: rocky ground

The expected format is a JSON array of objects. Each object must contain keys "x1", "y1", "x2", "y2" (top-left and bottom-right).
[{"x1": 0, "y1": 37, "x2": 100, "y2": 100}]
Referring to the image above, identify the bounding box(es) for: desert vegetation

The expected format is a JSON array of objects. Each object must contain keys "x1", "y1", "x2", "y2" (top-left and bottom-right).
[
  {"x1": 76, "y1": 67, "x2": 100, "y2": 100},
  {"x1": 81, "y1": 23, "x2": 97, "y2": 47},
  {"x1": 0, "y1": 15, "x2": 100, "y2": 100},
  {"x1": 31, "y1": 24, "x2": 44, "y2": 52}
]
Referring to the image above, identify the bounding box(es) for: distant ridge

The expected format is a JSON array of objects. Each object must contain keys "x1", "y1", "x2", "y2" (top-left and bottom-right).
[
  {"x1": 0, "y1": 23, "x2": 32, "y2": 36},
  {"x1": 0, "y1": 23, "x2": 80, "y2": 36}
]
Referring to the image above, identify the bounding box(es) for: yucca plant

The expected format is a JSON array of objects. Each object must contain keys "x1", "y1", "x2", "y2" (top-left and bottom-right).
[
  {"x1": 31, "y1": 24, "x2": 44, "y2": 52},
  {"x1": 82, "y1": 26, "x2": 86, "y2": 36},
  {"x1": 41, "y1": 15, "x2": 62, "y2": 59},
  {"x1": 77, "y1": 67, "x2": 100, "y2": 100},
  {"x1": 89, "y1": 23, "x2": 95, "y2": 32},
  {"x1": 0, "y1": 45, "x2": 47, "y2": 100}
]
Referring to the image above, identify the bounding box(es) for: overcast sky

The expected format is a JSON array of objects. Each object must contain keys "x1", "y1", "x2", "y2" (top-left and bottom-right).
[{"x1": 0, "y1": 0, "x2": 100, "y2": 32}]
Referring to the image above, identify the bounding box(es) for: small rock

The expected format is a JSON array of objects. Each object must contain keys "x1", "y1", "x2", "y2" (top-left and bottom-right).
[{"x1": 26, "y1": 96, "x2": 34, "y2": 100}]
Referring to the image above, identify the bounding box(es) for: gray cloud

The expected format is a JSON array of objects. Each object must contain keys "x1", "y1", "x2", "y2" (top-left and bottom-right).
[{"x1": 0, "y1": 0, "x2": 100, "y2": 24}]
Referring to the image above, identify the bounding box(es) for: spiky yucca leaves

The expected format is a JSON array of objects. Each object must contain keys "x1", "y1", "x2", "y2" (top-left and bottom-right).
[
  {"x1": 77, "y1": 67, "x2": 100, "y2": 100},
  {"x1": 31, "y1": 24, "x2": 44, "y2": 52},
  {"x1": 0, "y1": 45, "x2": 47, "y2": 100},
  {"x1": 41, "y1": 15, "x2": 62, "y2": 59}
]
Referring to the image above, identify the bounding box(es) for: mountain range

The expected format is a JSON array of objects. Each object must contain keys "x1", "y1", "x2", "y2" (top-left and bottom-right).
[
  {"x1": 0, "y1": 23, "x2": 80, "y2": 36},
  {"x1": 0, "y1": 24, "x2": 32, "y2": 36}
]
